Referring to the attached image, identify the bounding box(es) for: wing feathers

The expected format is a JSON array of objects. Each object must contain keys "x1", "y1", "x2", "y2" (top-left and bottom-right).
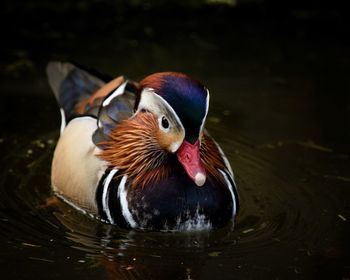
[{"x1": 46, "y1": 61, "x2": 106, "y2": 119}]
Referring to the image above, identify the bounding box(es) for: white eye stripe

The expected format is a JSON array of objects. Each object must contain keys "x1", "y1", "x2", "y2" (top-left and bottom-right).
[
  {"x1": 199, "y1": 89, "x2": 210, "y2": 134},
  {"x1": 137, "y1": 88, "x2": 185, "y2": 133}
]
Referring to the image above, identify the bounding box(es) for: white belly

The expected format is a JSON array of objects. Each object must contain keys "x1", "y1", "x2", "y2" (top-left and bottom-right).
[{"x1": 51, "y1": 117, "x2": 107, "y2": 213}]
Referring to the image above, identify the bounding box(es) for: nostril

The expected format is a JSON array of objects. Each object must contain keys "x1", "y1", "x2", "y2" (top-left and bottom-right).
[{"x1": 185, "y1": 153, "x2": 191, "y2": 161}]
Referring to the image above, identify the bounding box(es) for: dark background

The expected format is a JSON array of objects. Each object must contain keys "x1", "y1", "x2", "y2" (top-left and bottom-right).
[{"x1": 1, "y1": 0, "x2": 349, "y2": 152}]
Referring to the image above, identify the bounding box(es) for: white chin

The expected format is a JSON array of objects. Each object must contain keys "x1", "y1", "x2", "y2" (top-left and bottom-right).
[{"x1": 169, "y1": 142, "x2": 181, "y2": 153}]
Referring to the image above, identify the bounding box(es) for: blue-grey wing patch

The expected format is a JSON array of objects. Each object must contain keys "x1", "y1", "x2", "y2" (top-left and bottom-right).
[
  {"x1": 47, "y1": 61, "x2": 107, "y2": 120},
  {"x1": 93, "y1": 80, "x2": 138, "y2": 147}
]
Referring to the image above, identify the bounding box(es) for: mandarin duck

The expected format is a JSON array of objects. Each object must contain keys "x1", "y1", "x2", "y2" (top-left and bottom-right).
[{"x1": 47, "y1": 61, "x2": 238, "y2": 231}]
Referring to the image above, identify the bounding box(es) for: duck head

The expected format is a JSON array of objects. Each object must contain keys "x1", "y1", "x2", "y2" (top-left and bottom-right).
[{"x1": 138, "y1": 72, "x2": 209, "y2": 187}]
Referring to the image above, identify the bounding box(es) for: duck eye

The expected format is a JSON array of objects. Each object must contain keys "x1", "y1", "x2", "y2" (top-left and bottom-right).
[{"x1": 161, "y1": 116, "x2": 169, "y2": 129}]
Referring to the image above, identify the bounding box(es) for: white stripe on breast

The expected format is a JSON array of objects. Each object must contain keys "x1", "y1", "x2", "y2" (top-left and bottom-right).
[
  {"x1": 102, "y1": 169, "x2": 118, "y2": 224},
  {"x1": 213, "y1": 139, "x2": 234, "y2": 176},
  {"x1": 219, "y1": 169, "x2": 237, "y2": 217},
  {"x1": 118, "y1": 175, "x2": 137, "y2": 228}
]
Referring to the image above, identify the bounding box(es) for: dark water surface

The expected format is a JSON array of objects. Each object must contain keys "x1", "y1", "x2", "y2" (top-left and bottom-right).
[{"x1": 1, "y1": 1, "x2": 349, "y2": 279}]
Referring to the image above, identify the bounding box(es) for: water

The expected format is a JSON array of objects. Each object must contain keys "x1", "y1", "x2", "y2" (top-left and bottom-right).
[
  {"x1": 1, "y1": 2, "x2": 349, "y2": 279},
  {"x1": 0, "y1": 93, "x2": 349, "y2": 279}
]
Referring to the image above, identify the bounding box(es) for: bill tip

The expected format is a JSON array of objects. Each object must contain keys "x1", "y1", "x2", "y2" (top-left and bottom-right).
[{"x1": 195, "y1": 173, "x2": 206, "y2": 187}]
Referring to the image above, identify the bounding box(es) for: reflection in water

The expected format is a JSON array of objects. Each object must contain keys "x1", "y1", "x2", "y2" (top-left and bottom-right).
[{"x1": 56, "y1": 203, "x2": 235, "y2": 280}]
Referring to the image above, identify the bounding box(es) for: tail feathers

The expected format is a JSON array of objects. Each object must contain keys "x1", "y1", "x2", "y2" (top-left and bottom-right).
[{"x1": 46, "y1": 61, "x2": 106, "y2": 120}]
